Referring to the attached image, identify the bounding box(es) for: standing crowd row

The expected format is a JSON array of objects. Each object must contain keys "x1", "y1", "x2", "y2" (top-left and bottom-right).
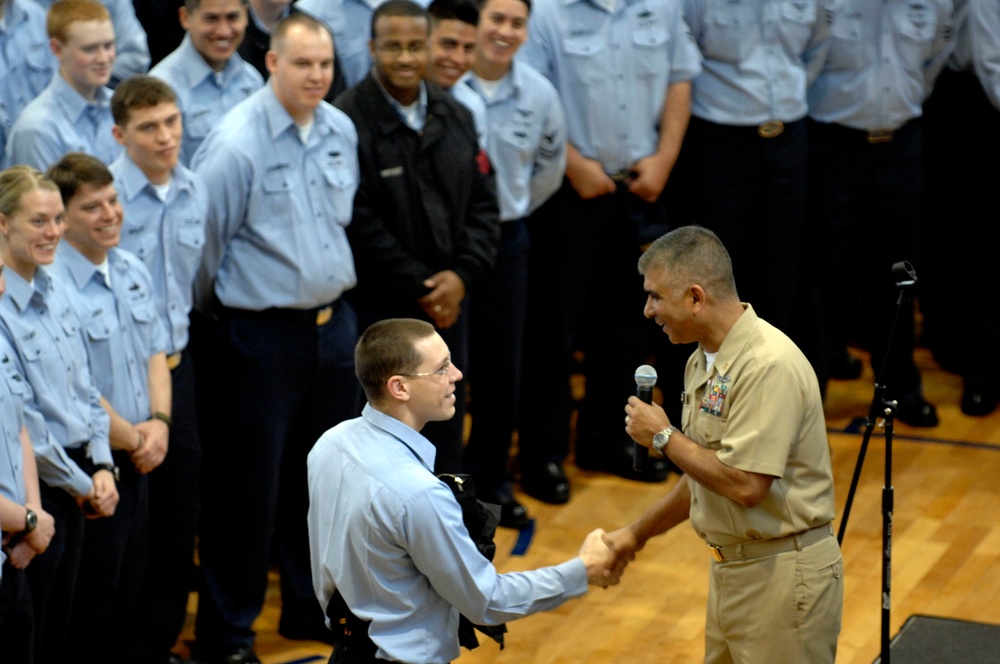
[{"x1": 0, "y1": 0, "x2": 997, "y2": 663}]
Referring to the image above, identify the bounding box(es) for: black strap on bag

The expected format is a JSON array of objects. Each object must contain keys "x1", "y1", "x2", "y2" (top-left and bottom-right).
[
  {"x1": 436, "y1": 473, "x2": 507, "y2": 651},
  {"x1": 325, "y1": 473, "x2": 506, "y2": 662}
]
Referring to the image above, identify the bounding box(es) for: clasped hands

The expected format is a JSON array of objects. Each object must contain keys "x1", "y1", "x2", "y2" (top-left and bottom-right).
[{"x1": 579, "y1": 527, "x2": 640, "y2": 588}]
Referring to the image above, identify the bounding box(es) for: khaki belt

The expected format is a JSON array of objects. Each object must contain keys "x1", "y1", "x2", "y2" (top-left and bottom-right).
[
  {"x1": 166, "y1": 352, "x2": 182, "y2": 371},
  {"x1": 708, "y1": 523, "x2": 833, "y2": 562}
]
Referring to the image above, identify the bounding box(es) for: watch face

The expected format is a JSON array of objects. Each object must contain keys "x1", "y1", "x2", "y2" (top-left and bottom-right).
[{"x1": 25, "y1": 510, "x2": 37, "y2": 530}]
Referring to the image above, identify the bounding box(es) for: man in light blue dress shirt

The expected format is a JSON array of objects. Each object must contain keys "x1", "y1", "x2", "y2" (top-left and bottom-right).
[
  {"x1": 308, "y1": 318, "x2": 619, "y2": 664},
  {"x1": 806, "y1": 0, "x2": 953, "y2": 427},
  {"x1": 516, "y1": 0, "x2": 701, "y2": 498},
  {"x1": 0, "y1": 0, "x2": 56, "y2": 156},
  {"x1": 49, "y1": 151, "x2": 171, "y2": 664},
  {"x1": 460, "y1": 0, "x2": 565, "y2": 528},
  {"x1": 191, "y1": 14, "x2": 360, "y2": 663},
  {"x1": 34, "y1": 0, "x2": 150, "y2": 86},
  {"x1": 108, "y1": 75, "x2": 211, "y2": 664},
  {"x1": 149, "y1": 0, "x2": 265, "y2": 166},
  {"x1": 4, "y1": 0, "x2": 123, "y2": 170}
]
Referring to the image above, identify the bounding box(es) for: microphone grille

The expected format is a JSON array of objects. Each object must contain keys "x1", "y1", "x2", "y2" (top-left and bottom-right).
[{"x1": 634, "y1": 364, "x2": 657, "y2": 387}]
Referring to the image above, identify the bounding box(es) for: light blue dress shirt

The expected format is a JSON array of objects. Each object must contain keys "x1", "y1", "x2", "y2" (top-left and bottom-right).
[
  {"x1": 307, "y1": 404, "x2": 589, "y2": 664},
  {"x1": 296, "y1": 0, "x2": 433, "y2": 89},
  {"x1": 971, "y1": 0, "x2": 1000, "y2": 109},
  {"x1": 807, "y1": 0, "x2": 954, "y2": 130},
  {"x1": 110, "y1": 153, "x2": 208, "y2": 355},
  {"x1": 0, "y1": 0, "x2": 56, "y2": 151},
  {"x1": 462, "y1": 61, "x2": 566, "y2": 221},
  {"x1": 519, "y1": 0, "x2": 702, "y2": 172},
  {"x1": 33, "y1": 0, "x2": 150, "y2": 84},
  {"x1": 682, "y1": 0, "x2": 836, "y2": 125},
  {"x1": 52, "y1": 243, "x2": 167, "y2": 424},
  {"x1": 0, "y1": 267, "x2": 112, "y2": 498},
  {"x1": 191, "y1": 83, "x2": 359, "y2": 311},
  {"x1": 0, "y1": 333, "x2": 30, "y2": 507},
  {"x1": 448, "y1": 80, "x2": 489, "y2": 150},
  {"x1": 149, "y1": 33, "x2": 265, "y2": 167},
  {"x1": 4, "y1": 73, "x2": 121, "y2": 170}
]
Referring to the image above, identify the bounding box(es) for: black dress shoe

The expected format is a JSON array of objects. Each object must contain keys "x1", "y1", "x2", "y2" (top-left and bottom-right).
[
  {"x1": 520, "y1": 462, "x2": 570, "y2": 504},
  {"x1": 576, "y1": 447, "x2": 671, "y2": 483},
  {"x1": 498, "y1": 498, "x2": 530, "y2": 529},
  {"x1": 961, "y1": 382, "x2": 998, "y2": 417},
  {"x1": 895, "y1": 395, "x2": 939, "y2": 427}
]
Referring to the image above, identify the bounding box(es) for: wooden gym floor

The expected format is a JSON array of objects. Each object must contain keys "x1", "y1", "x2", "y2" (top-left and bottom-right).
[{"x1": 175, "y1": 347, "x2": 1000, "y2": 663}]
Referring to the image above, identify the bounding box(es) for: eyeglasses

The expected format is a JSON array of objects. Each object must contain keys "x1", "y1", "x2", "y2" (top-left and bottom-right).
[
  {"x1": 400, "y1": 356, "x2": 452, "y2": 378},
  {"x1": 375, "y1": 41, "x2": 428, "y2": 57}
]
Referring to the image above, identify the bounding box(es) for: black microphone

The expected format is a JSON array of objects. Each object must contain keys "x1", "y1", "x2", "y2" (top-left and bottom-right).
[{"x1": 633, "y1": 364, "x2": 657, "y2": 471}]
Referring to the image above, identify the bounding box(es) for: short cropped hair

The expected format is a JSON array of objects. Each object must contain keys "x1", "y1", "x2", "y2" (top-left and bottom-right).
[
  {"x1": 0, "y1": 166, "x2": 60, "y2": 217},
  {"x1": 355, "y1": 318, "x2": 436, "y2": 404},
  {"x1": 111, "y1": 75, "x2": 178, "y2": 127},
  {"x1": 428, "y1": 0, "x2": 480, "y2": 28},
  {"x1": 46, "y1": 153, "x2": 114, "y2": 206},
  {"x1": 371, "y1": 0, "x2": 430, "y2": 39},
  {"x1": 638, "y1": 225, "x2": 739, "y2": 300},
  {"x1": 47, "y1": 0, "x2": 112, "y2": 42},
  {"x1": 270, "y1": 12, "x2": 332, "y2": 54}
]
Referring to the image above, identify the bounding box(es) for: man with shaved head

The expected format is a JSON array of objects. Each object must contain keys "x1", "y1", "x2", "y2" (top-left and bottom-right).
[{"x1": 190, "y1": 12, "x2": 361, "y2": 663}]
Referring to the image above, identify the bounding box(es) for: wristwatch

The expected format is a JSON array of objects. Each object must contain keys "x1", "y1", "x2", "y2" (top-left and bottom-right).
[
  {"x1": 24, "y1": 507, "x2": 38, "y2": 533},
  {"x1": 94, "y1": 462, "x2": 120, "y2": 482},
  {"x1": 652, "y1": 426, "x2": 678, "y2": 455}
]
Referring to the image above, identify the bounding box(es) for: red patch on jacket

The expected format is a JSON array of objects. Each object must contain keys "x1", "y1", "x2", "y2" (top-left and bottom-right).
[{"x1": 476, "y1": 149, "x2": 491, "y2": 176}]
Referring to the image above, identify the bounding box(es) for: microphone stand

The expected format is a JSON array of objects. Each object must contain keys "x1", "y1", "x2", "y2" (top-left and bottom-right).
[{"x1": 837, "y1": 261, "x2": 918, "y2": 664}]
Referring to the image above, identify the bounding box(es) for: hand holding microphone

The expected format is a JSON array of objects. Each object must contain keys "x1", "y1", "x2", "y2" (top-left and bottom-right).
[{"x1": 632, "y1": 364, "x2": 657, "y2": 471}]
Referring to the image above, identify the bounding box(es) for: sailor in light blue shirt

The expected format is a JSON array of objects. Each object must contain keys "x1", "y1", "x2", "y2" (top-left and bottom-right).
[
  {"x1": 519, "y1": 0, "x2": 702, "y2": 174},
  {"x1": 0, "y1": 267, "x2": 113, "y2": 498},
  {"x1": 34, "y1": 0, "x2": 150, "y2": 86},
  {"x1": 807, "y1": 0, "x2": 954, "y2": 130},
  {"x1": 192, "y1": 82, "x2": 359, "y2": 311},
  {"x1": 149, "y1": 23, "x2": 265, "y2": 166},
  {"x1": 110, "y1": 153, "x2": 206, "y2": 358},
  {"x1": 4, "y1": 1, "x2": 122, "y2": 170},
  {"x1": 53, "y1": 242, "x2": 166, "y2": 426},
  {"x1": 308, "y1": 321, "x2": 612, "y2": 664},
  {"x1": 0, "y1": 0, "x2": 56, "y2": 151},
  {"x1": 463, "y1": 61, "x2": 565, "y2": 220},
  {"x1": 298, "y1": 0, "x2": 433, "y2": 89}
]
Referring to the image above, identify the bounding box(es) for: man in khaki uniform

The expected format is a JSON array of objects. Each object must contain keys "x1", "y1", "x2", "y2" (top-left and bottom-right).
[{"x1": 607, "y1": 225, "x2": 843, "y2": 664}]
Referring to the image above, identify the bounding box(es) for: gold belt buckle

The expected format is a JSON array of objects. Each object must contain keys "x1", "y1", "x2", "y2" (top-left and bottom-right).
[
  {"x1": 757, "y1": 120, "x2": 784, "y2": 139},
  {"x1": 166, "y1": 353, "x2": 182, "y2": 370},
  {"x1": 315, "y1": 305, "x2": 333, "y2": 326},
  {"x1": 709, "y1": 545, "x2": 725, "y2": 562},
  {"x1": 867, "y1": 129, "x2": 894, "y2": 144}
]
